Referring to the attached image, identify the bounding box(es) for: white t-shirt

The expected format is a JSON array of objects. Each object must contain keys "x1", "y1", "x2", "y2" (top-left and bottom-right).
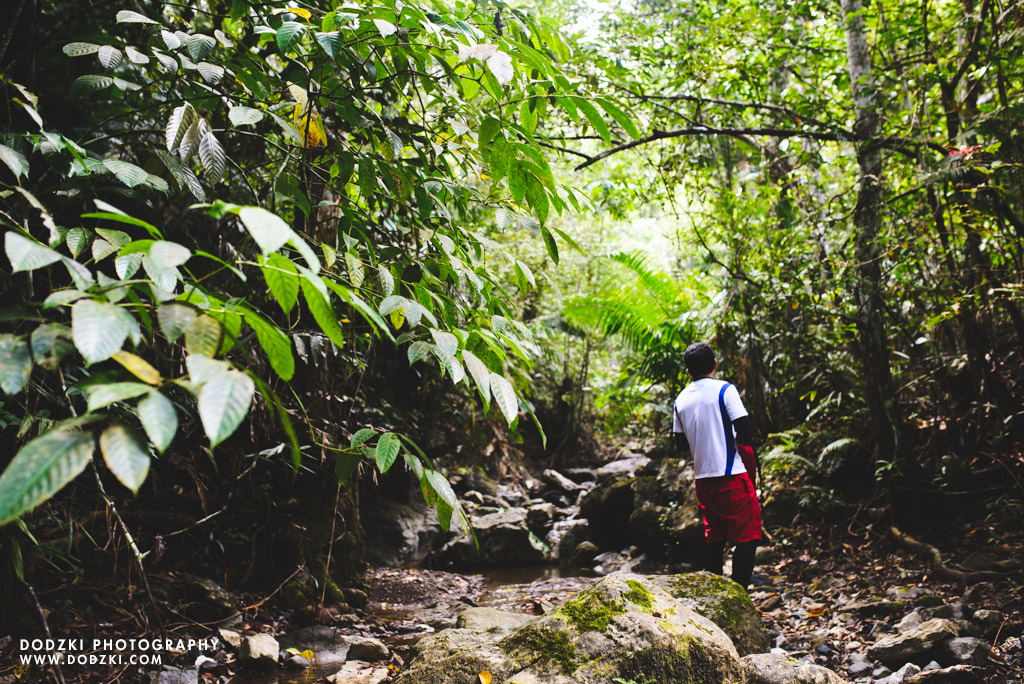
[{"x1": 672, "y1": 378, "x2": 749, "y2": 479}]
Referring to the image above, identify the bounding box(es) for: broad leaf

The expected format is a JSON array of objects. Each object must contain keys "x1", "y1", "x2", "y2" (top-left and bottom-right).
[
  {"x1": 375, "y1": 432, "x2": 401, "y2": 474},
  {"x1": 407, "y1": 340, "x2": 431, "y2": 365},
  {"x1": 462, "y1": 350, "x2": 491, "y2": 406},
  {"x1": 229, "y1": 106, "x2": 264, "y2": 127},
  {"x1": 198, "y1": 130, "x2": 226, "y2": 182},
  {"x1": 0, "y1": 145, "x2": 29, "y2": 179},
  {"x1": 137, "y1": 391, "x2": 177, "y2": 453},
  {"x1": 240, "y1": 308, "x2": 295, "y2": 381},
  {"x1": 157, "y1": 302, "x2": 198, "y2": 342},
  {"x1": 184, "y1": 314, "x2": 223, "y2": 357},
  {"x1": 276, "y1": 22, "x2": 306, "y2": 52},
  {"x1": 489, "y1": 373, "x2": 518, "y2": 425},
  {"x1": 264, "y1": 253, "x2": 300, "y2": 314},
  {"x1": 0, "y1": 335, "x2": 31, "y2": 395},
  {"x1": 99, "y1": 424, "x2": 150, "y2": 493},
  {"x1": 0, "y1": 425, "x2": 96, "y2": 526},
  {"x1": 116, "y1": 10, "x2": 158, "y2": 24},
  {"x1": 5, "y1": 232, "x2": 62, "y2": 272},
  {"x1": 85, "y1": 382, "x2": 152, "y2": 412},
  {"x1": 573, "y1": 97, "x2": 611, "y2": 143},
  {"x1": 300, "y1": 277, "x2": 346, "y2": 348},
  {"x1": 148, "y1": 241, "x2": 191, "y2": 270},
  {"x1": 351, "y1": 428, "x2": 375, "y2": 449},
  {"x1": 112, "y1": 350, "x2": 161, "y2": 385},
  {"x1": 72, "y1": 299, "x2": 131, "y2": 364},
  {"x1": 198, "y1": 370, "x2": 255, "y2": 447}
]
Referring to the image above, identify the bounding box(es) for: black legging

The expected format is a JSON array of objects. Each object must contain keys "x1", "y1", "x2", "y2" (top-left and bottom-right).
[{"x1": 704, "y1": 539, "x2": 758, "y2": 589}]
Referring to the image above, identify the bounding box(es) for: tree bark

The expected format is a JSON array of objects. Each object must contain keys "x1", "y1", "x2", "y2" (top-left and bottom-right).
[{"x1": 840, "y1": 0, "x2": 903, "y2": 463}]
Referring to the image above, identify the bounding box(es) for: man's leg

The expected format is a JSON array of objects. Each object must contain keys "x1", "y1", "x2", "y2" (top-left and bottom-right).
[
  {"x1": 703, "y1": 540, "x2": 726, "y2": 575},
  {"x1": 731, "y1": 539, "x2": 758, "y2": 588}
]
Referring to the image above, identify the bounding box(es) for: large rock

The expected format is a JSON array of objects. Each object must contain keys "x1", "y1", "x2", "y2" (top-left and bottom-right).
[
  {"x1": 595, "y1": 456, "x2": 650, "y2": 483},
  {"x1": 742, "y1": 653, "x2": 846, "y2": 684},
  {"x1": 393, "y1": 572, "x2": 744, "y2": 684},
  {"x1": 178, "y1": 574, "x2": 237, "y2": 620},
  {"x1": 439, "y1": 508, "x2": 547, "y2": 568},
  {"x1": 648, "y1": 572, "x2": 770, "y2": 656},
  {"x1": 326, "y1": 661, "x2": 390, "y2": 684},
  {"x1": 238, "y1": 634, "x2": 279, "y2": 668},
  {"x1": 868, "y1": 618, "x2": 961, "y2": 664},
  {"x1": 903, "y1": 665, "x2": 984, "y2": 684},
  {"x1": 362, "y1": 498, "x2": 444, "y2": 567},
  {"x1": 553, "y1": 519, "x2": 591, "y2": 561},
  {"x1": 456, "y1": 607, "x2": 532, "y2": 632}
]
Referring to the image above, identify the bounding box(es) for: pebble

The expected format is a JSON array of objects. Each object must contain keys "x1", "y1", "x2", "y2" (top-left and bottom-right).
[{"x1": 848, "y1": 652, "x2": 872, "y2": 676}]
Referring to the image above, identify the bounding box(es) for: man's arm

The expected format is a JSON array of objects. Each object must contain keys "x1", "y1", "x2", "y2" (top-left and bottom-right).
[{"x1": 733, "y1": 415, "x2": 758, "y2": 489}]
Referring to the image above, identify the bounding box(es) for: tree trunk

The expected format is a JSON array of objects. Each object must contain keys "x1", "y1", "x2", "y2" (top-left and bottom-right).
[{"x1": 840, "y1": 0, "x2": 903, "y2": 463}]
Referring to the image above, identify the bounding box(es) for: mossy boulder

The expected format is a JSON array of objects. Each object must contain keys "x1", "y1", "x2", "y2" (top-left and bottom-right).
[
  {"x1": 742, "y1": 653, "x2": 846, "y2": 684},
  {"x1": 647, "y1": 571, "x2": 770, "y2": 656},
  {"x1": 393, "y1": 572, "x2": 744, "y2": 684}
]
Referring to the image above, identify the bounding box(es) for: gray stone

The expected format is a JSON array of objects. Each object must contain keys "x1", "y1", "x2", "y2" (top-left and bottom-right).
[
  {"x1": 178, "y1": 574, "x2": 237, "y2": 620},
  {"x1": 148, "y1": 667, "x2": 198, "y2": 684},
  {"x1": 552, "y1": 519, "x2": 591, "y2": 560},
  {"x1": 283, "y1": 654, "x2": 311, "y2": 669},
  {"x1": 840, "y1": 600, "x2": 908, "y2": 617},
  {"x1": 868, "y1": 619, "x2": 961, "y2": 664},
  {"x1": 742, "y1": 653, "x2": 845, "y2": 684},
  {"x1": 971, "y1": 609, "x2": 1003, "y2": 634},
  {"x1": 346, "y1": 636, "x2": 389, "y2": 661},
  {"x1": 568, "y1": 541, "x2": 600, "y2": 568},
  {"x1": 898, "y1": 612, "x2": 925, "y2": 633},
  {"x1": 238, "y1": 634, "x2": 279, "y2": 667},
  {"x1": 877, "y1": 662, "x2": 921, "y2": 684},
  {"x1": 277, "y1": 626, "x2": 350, "y2": 665},
  {"x1": 648, "y1": 571, "x2": 771, "y2": 657},
  {"x1": 526, "y1": 503, "x2": 556, "y2": 536},
  {"x1": 326, "y1": 661, "x2": 390, "y2": 684},
  {"x1": 903, "y1": 665, "x2": 984, "y2": 684},
  {"x1": 543, "y1": 469, "x2": 581, "y2": 492},
  {"x1": 456, "y1": 607, "x2": 532, "y2": 632},
  {"x1": 393, "y1": 572, "x2": 742, "y2": 684},
  {"x1": 594, "y1": 456, "x2": 650, "y2": 483},
  {"x1": 361, "y1": 498, "x2": 443, "y2": 567},
  {"x1": 874, "y1": 666, "x2": 893, "y2": 678},
  {"x1": 922, "y1": 661, "x2": 942, "y2": 671},
  {"x1": 755, "y1": 546, "x2": 779, "y2": 563},
  {"x1": 943, "y1": 637, "x2": 989, "y2": 665},
  {"x1": 217, "y1": 628, "x2": 242, "y2": 649},
  {"x1": 563, "y1": 468, "x2": 596, "y2": 483},
  {"x1": 847, "y1": 653, "x2": 872, "y2": 676},
  {"x1": 440, "y1": 508, "x2": 546, "y2": 569}
]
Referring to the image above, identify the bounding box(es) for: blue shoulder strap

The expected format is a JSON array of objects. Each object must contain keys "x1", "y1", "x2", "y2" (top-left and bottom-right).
[{"x1": 718, "y1": 383, "x2": 737, "y2": 475}]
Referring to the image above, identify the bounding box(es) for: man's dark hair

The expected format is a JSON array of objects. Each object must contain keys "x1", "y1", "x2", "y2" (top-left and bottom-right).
[{"x1": 684, "y1": 342, "x2": 716, "y2": 377}]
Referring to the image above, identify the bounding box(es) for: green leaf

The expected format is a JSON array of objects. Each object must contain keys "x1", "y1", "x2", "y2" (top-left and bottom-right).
[
  {"x1": 85, "y1": 382, "x2": 152, "y2": 412},
  {"x1": 157, "y1": 302, "x2": 198, "y2": 342},
  {"x1": 301, "y1": 276, "x2": 346, "y2": 348},
  {"x1": 229, "y1": 106, "x2": 264, "y2": 127},
  {"x1": 5, "y1": 232, "x2": 62, "y2": 272},
  {"x1": 238, "y1": 206, "x2": 320, "y2": 271},
  {"x1": 490, "y1": 136, "x2": 513, "y2": 182},
  {"x1": 525, "y1": 175, "x2": 549, "y2": 224},
  {"x1": 276, "y1": 21, "x2": 306, "y2": 52},
  {"x1": 489, "y1": 372, "x2": 518, "y2": 425},
  {"x1": 197, "y1": 62, "x2": 225, "y2": 85},
  {"x1": 198, "y1": 130, "x2": 226, "y2": 182},
  {"x1": 99, "y1": 424, "x2": 150, "y2": 493},
  {"x1": 137, "y1": 391, "x2": 177, "y2": 453},
  {"x1": 462, "y1": 350, "x2": 491, "y2": 407},
  {"x1": 0, "y1": 145, "x2": 29, "y2": 179},
  {"x1": 43, "y1": 290, "x2": 88, "y2": 309},
  {"x1": 596, "y1": 98, "x2": 640, "y2": 139},
  {"x1": 315, "y1": 31, "x2": 344, "y2": 59},
  {"x1": 198, "y1": 370, "x2": 255, "y2": 447},
  {"x1": 116, "y1": 10, "x2": 159, "y2": 24},
  {"x1": 375, "y1": 432, "x2": 401, "y2": 474},
  {"x1": 72, "y1": 299, "x2": 132, "y2": 364},
  {"x1": 509, "y1": 163, "x2": 530, "y2": 204},
  {"x1": 186, "y1": 354, "x2": 230, "y2": 386},
  {"x1": 573, "y1": 97, "x2": 611, "y2": 143},
  {"x1": 264, "y1": 253, "x2": 300, "y2": 314},
  {"x1": 541, "y1": 226, "x2": 560, "y2": 264},
  {"x1": 63, "y1": 42, "x2": 102, "y2": 57},
  {"x1": 65, "y1": 228, "x2": 87, "y2": 258},
  {"x1": 148, "y1": 241, "x2": 191, "y2": 270},
  {"x1": 184, "y1": 314, "x2": 223, "y2": 357},
  {"x1": 103, "y1": 159, "x2": 149, "y2": 188},
  {"x1": 187, "y1": 34, "x2": 216, "y2": 61},
  {"x1": 351, "y1": 428, "x2": 375, "y2": 449},
  {"x1": 112, "y1": 350, "x2": 161, "y2": 385},
  {"x1": 97, "y1": 46, "x2": 123, "y2": 69},
  {"x1": 345, "y1": 251, "x2": 364, "y2": 288},
  {"x1": 0, "y1": 425, "x2": 96, "y2": 526},
  {"x1": 0, "y1": 335, "x2": 32, "y2": 395},
  {"x1": 240, "y1": 308, "x2": 295, "y2": 381},
  {"x1": 407, "y1": 340, "x2": 431, "y2": 365},
  {"x1": 166, "y1": 104, "x2": 197, "y2": 153},
  {"x1": 336, "y1": 452, "x2": 361, "y2": 484},
  {"x1": 373, "y1": 19, "x2": 397, "y2": 36}
]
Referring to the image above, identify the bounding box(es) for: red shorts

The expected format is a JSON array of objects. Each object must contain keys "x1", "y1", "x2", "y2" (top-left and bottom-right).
[{"x1": 695, "y1": 471, "x2": 762, "y2": 544}]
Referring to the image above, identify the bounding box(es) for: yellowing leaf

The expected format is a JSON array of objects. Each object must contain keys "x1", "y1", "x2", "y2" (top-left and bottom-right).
[
  {"x1": 479, "y1": 672, "x2": 492, "y2": 684},
  {"x1": 299, "y1": 649, "x2": 314, "y2": 660},
  {"x1": 390, "y1": 308, "x2": 405, "y2": 329},
  {"x1": 288, "y1": 7, "x2": 312, "y2": 19},
  {"x1": 113, "y1": 351, "x2": 161, "y2": 385},
  {"x1": 287, "y1": 86, "x2": 327, "y2": 147},
  {"x1": 807, "y1": 605, "x2": 827, "y2": 617}
]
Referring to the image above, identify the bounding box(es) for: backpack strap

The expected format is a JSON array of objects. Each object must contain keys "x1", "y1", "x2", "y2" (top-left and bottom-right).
[{"x1": 718, "y1": 383, "x2": 737, "y2": 475}]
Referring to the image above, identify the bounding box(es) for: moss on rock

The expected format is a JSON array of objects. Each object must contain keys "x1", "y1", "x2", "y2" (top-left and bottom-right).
[
  {"x1": 555, "y1": 591, "x2": 626, "y2": 632},
  {"x1": 624, "y1": 580, "x2": 654, "y2": 609},
  {"x1": 499, "y1": 625, "x2": 579, "y2": 673}
]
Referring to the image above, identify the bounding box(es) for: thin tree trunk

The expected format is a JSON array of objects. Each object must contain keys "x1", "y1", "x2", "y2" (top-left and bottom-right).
[{"x1": 840, "y1": 0, "x2": 903, "y2": 462}]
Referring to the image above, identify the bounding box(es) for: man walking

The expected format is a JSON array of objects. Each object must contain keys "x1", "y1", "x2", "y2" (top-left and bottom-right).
[{"x1": 672, "y1": 342, "x2": 762, "y2": 589}]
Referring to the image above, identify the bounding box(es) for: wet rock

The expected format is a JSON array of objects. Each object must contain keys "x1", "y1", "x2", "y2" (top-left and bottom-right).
[
  {"x1": 178, "y1": 574, "x2": 237, "y2": 620},
  {"x1": 463, "y1": 490, "x2": 486, "y2": 505},
  {"x1": 840, "y1": 600, "x2": 907, "y2": 617},
  {"x1": 647, "y1": 571, "x2": 770, "y2": 656},
  {"x1": 971, "y1": 609, "x2": 1003, "y2": 637},
  {"x1": 742, "y1": 652, "x2": 845, "y2": 683},
  {"x1": 347, "y1": 635, "x2": 389, "y2": 661},
  {"x1": 439, "y1": 508, "x2": 547, "y2": 568},
  {"x1": 903, "y1": 665, "x2": 984, "y2": 683},
  {"x1": 393, "y1": 572, "x2": 742, "y2": 684},
  {"x1": 526, "y1": 503, "x2": 556, "y2": 537},
  {"x1": 277, "y1": 625, "x2": 350, "y2": 665},
  {"x1": 326, "y1": 661, "x2": 390, "y2": 684},
  {"x1": 543, "y1": 469, "x2": 582, "y2": 492},
  {"x1": 868, "y1": 618, "x2": 960, "y2": 664},
  {"x1": 217, "y1": 628, "x2": 242, "y2": 649},
  {"x1": 147, "y1": 666, "x2": 198, "y2": 684},
  {"x1": 342, "y1": 587, "x2": 369, "y2": 609},
  {"x1": 551, "y1": 519, "x2": 590, "y2": 561},
  {"x1": 942, "y1": 637, "x2": 988, "y2": 665},
  {"x1": 456, "y1": 607, "x2": 532, "y2": 632},
  {"x1": 899, "y1": 612, "x2": 925, "y2": 633},
  {"x1": 568, "y1": 541, "x2": 600, "y2": 568},
  {"x1": 563, "y1": 468, "x2": 597, "y2": 483},
  {"x1": 283, "y1": 654, "x2": 310, "y2": 669},
  {"x1": 238, "y1": 634, "x2": 279, "y2": 668},
  {"x1": 451, "y1": 469, "x2": 498, "y2": 497}
]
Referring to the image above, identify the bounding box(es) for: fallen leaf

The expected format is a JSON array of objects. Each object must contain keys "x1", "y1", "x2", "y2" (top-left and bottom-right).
[{"x1": 479, "y1": 671, "x2": 492, "y2": 684}]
